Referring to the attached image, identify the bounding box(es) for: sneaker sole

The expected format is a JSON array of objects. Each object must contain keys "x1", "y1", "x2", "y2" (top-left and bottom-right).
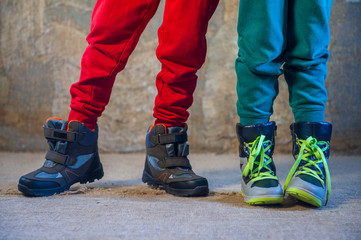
[
  {"x1": 142, "y1": 171, "x2": 209, "y2": 197},
  {"x1": 286, "y1": 187, "x2": 322, "y2": 207},
  {"x1": 18, "y1": 165, "x2": 104, "y2": 197},
  {"x1": 241, "y1": 190, "x2": 284, "y2": 205}
]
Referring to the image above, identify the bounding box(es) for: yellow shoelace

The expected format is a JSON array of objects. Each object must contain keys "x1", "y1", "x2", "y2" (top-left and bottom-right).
[
  {"x1": 242, "y1": 135, "x2": 279, "y2": 183},
  {"x1": 284, "y1": 136, "x2": 331, "y2": 203}
]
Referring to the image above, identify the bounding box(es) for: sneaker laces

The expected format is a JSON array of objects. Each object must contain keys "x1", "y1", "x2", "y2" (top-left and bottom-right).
[
  {"x1": 242, "y1": 135, "x2": 278, "y2": 183},
  {"x1": 284, "y1": 136, "x2": 331, "y2": 203}
]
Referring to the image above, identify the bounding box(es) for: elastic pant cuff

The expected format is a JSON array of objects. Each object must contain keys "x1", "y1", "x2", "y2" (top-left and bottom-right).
[
  {"x1": 238, "y1": 116, "x2": 270, "y2": 126},
  {"x1": 293, "y1": 109, "x2": 325, "y2": 122}
]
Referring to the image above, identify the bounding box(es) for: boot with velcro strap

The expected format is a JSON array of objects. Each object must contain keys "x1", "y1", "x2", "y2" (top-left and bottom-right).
[
  {"x1": 142, "y1": 124, "x2": 209, "y2": 197},
  {"x1": 18, "y1": 117, "x2": 103, "y2": 197}
]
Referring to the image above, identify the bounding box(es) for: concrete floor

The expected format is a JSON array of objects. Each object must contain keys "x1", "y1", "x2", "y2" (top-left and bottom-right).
[{"x1": 0, "y1": 152, "x2": 360, "y2": 239}]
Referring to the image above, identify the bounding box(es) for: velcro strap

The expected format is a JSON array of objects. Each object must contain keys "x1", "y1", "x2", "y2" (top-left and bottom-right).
[
  {"x1": 44, "y1": 127, "x2": 82, "y2": 142},
  {"x1": 45, "y1": 151, "x2": 74, "y2": 166},
  {"x1": 159, "y1": 157, "x2": 191, "y2": 168},
  {"x1": 151, "y1": 132, "x2": 187, "y2": 145}
]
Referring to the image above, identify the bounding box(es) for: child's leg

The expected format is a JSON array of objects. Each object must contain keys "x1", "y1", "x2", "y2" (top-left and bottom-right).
[
  {"x1": 69, "y1": 0, "x2": 160, "y2": 129},
  {"x1": 235, "y1": 0, "x2": 287, "y2": 126},
  {"x1": 284, "y1": 0, "x2": 333, "y2": 207},
  {"x1": 153, "y1": 0, "x2": 219, "y2": 127},
  {"x1": 142, "y1": 0, "x2": 219, "y2": 197},
  {"x1": 235, "y1": 1, "x2": 287, "y2": 205},
  {"x1": 18, "y1": 0, "x2": 161, "y2": 197},
  {"x1": 284, "y1": 0, "x2": 333, "y2": 122}
]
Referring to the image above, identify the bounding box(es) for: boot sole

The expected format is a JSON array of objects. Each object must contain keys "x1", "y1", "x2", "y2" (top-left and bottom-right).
[
  {"x1": 286, "y1": 187, "x2": 322, "y2": 207},
  {"x1": 18, "y1": 165, "x2": 104, "y2": 197},
  {"x1": 142, "y1": 171, "x2": 209, "y2": 197},
  {"x1": 241, "y1": 190, "x2": 284, "y2": 205}
]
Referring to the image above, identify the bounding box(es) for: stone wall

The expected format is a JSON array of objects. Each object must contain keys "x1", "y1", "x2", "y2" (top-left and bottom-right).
[{"x1": 1, "y1": 0, "x2": 360, "y2": 154}]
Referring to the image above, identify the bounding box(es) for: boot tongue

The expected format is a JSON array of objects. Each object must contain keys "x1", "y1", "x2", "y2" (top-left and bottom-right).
[
  {"x1": 45, "y1": 119, "x2": 68, "y2": 150},
  {"x1": 46, "y1": 118, "x2": 68, "y2": 130},
  {"x1": 167, "y1": 127, "x2": 186, "y2": 135},
  {"x1": 166, "y1": 127, "x2": 189, "y2": 157},
  {"x1": 237, "y1": 122, "x2": 276, "y2": 142},
  {"x1": 292, "y1": 122, "x2": 332, "y2": 142}
]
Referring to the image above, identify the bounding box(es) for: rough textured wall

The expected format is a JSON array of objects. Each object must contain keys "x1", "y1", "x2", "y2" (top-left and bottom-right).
[{"x1": 0, "y1": 0, "x2": 360, "y2": 154}]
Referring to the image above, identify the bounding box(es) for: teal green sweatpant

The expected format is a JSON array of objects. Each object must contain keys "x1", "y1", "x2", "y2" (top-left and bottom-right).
[{"x1": 235, "y1": 0, "x2": 333, "y2": 125}]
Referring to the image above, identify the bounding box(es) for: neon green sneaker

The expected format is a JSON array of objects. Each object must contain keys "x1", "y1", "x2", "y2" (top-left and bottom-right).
[
  {"x1": 284, "y1": 122, "x2": 332, "y2": 207},
  {"x1": 236, "y1": 122, "x2": 283, "y2": 205}
]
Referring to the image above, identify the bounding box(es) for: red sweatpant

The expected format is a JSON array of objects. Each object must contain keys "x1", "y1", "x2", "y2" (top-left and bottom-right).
[{"x1": 68, "y1": 0, "x2": 219, "y2": 129}]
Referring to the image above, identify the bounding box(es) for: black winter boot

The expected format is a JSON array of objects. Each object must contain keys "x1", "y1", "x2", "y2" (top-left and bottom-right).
[
  {"x1": 18, "y1": 118, "x2": 103, "y2": 196},
  {"x1": 284, "y1": 122, "x2": 332, "y2": 207},
  {"x1": 236, "y1": 121, "x2": 283, "y2": 205},
  {"x1": 142, "y1": 125, "x2": 209, "y2": 197}
]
